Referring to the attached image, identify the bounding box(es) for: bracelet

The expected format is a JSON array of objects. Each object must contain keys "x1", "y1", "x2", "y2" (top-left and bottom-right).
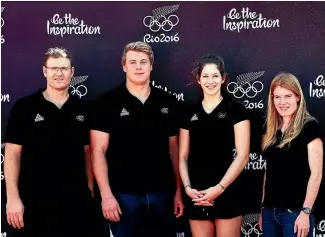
[
  {"x1": 218, "y1": 183, "x2": 226, "y2": 190},
  {"x1": 184, "y1": 185, "x2": 191, "y2": 189}
]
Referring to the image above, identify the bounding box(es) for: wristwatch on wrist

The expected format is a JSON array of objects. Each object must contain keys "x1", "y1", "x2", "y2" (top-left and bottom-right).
[{"x1": 301, "y1": 207, "x2": 312, "y2": 214}]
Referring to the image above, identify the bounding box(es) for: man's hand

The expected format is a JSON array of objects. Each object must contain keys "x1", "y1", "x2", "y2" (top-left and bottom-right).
[
  {"x1": 88, "y1": 183, "x2": 94, "y2": 198},
  {"x1": 6, "y1": 197, "x2": 24, "y2": 229},
  {"x1": 101, "y1": 195, "x2": 122, "y2": 222},
  {"x1": 258, "y1": 211, "x2": 263, "y2": 231},
  {"x1": 294, "y1": 212, "x2": 310, "y2": 237},
  {"x1": 174, "y1": 191, "x2": 184, "y2": 218}
]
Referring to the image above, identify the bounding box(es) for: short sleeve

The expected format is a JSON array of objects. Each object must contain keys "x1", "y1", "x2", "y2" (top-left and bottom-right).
[
  {"x1": 167, "y1": 95, "x2": 181, "y2": 136},
  {"x1": 302, "y1": 120, "x2": 322, "y2": 145},
  {"x1": 229, "y1": 100, "x2": 250, "y2": 125},
  {"x1": 4, "y1": 100, "x2": 27, "y2": 145},
  {"x1": 89, "y1": 94, "x2": 113, "y2": 134}
]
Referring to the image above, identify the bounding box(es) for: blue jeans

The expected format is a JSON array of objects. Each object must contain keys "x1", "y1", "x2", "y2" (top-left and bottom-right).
[
  {"x1": 262, "y1": 207, "x2": 315, "y2": 237},
  {"x1": 109, "y1": 191, "x2": 175, "y2": 237}
]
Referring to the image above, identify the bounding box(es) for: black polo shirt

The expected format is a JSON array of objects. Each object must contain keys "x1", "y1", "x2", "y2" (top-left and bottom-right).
[
  {"x1": 90, "y1": 82, "x2": 179, "y2": 194},
  {"x1": 4, "y1": 89, "x2": 90, "y2": 203},
  {"x1": 180, "y1": 97, "x2": 249, "y2": 191},
  {"x1": 263, "y1": 119, "x2": 322, "y2": 209}
]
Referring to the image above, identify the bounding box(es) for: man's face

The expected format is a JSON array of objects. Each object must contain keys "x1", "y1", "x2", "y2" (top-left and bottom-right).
[
  {"x1": 123, "y1": 50, "x2": 152, "y2": 85},
  {"x1": 43, "y1": 57, "x2": 74, "y2": 91}
]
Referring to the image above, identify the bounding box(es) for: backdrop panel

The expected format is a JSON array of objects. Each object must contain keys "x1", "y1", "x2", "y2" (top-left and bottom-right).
[{"x1": 1, "y1": 2, "x2": 325, "y2": 237}]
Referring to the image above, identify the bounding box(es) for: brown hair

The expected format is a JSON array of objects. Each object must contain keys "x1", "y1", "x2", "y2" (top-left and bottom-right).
[
  {"x1": 43, "y1": 47, "x2": 73, "y2": 67},
  {"x1": 121, "y1": 41, "x2": 154, "y2": 65}
]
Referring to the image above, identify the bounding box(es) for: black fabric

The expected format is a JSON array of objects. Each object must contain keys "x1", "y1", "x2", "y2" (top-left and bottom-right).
[
  {"x1": 180, "y1": 98, "x2": 249, "y2": 190},
  {"x1": 262, "y1": 119, "x2": 322, "y2": 209},
  {"x1": 180, "y1": 97, "x2": 250, "y2": 218},
  {"x1": 90, "y1": 82, "x2": 180, "y2": 194},
  {"x1": 4, "y1": 89, "x2": 91, "y2": 201}
]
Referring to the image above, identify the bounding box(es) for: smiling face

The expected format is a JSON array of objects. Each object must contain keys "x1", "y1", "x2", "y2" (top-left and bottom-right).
[
  {"x1": 123, "y1": 50, "x2": 152, "y2": 86},
  {"x1": 198, "y1": 64, "x2": 225, "y2": 97},
  {"x1": 273, "y1": 86, "x2": 300, "y2": 119},
  {"x1": 43, "y1": 57, "x2": 74, "y2": 91}
]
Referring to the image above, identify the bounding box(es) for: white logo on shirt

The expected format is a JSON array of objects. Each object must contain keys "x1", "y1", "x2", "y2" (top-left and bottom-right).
[
  {"x1": 120, "y1": 108, "x2": 130, "y2": 116},
  {"x1": 160, "y1": 108, "x2": 169, "y2": 114},
  {"x1": 34, "y1": 114, "x2": 44, "y2": 122},
  {"x1": 318, "y1": 220, "x2": 325, "y2": 232},
  {"x1": 217, "y1": 112, "x2": 227, "y2": 118},
  {"x1": 76, "y1": 115, "x2": 84, "y2": 122},
  {"x1": 191, "y1": 114, "x2": 198, "y2": 121}
]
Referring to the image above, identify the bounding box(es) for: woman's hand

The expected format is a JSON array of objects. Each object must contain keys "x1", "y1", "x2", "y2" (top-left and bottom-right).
[{"x1": 192, "y1": 185, "x2": 224, "y2": 206}]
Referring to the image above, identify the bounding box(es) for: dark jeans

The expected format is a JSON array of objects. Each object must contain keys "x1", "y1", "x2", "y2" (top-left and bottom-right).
[
  {"x1": 109, "y1": 191, "x2": 175, "y2": 237},
  {"x1": 262, "y1": 207, "x2": 315, "y2": 237}
]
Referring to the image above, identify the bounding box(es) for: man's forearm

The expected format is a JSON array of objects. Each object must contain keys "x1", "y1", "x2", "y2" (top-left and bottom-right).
[
  {"x1": 4, "y1": 147, "x2": 21, "y2": 199},
  {"x1": 170, "y1": 146, "x2": 182, "y2": 192},
  {"x1": 84, "y1": 145, "x2": 94, "y2": 190},
  {"x1": 91, "y1": 149, "x2": 113, "y2": 198}
]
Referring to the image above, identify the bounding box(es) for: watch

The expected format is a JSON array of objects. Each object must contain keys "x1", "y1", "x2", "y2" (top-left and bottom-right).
[{"x1": 301, "y1": 207, "x2": 312, "y2": 214}]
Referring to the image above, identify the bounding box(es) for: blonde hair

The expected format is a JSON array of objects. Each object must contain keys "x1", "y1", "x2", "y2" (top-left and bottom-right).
[
  {"x1": 262, "y1": 72, "x2": 315, "y2": 151},
  {"x1": 121, "y1": 41, "x2": 154, "y2": 65}
]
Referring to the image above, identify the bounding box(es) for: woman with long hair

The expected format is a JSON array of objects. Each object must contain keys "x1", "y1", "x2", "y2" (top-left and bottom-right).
[
  {"x1": 179, "y1": 55, "x2": 250, "y2": 237},
  {"x1": 259, "y1": 72, "x2": 323, "y2": 237}
]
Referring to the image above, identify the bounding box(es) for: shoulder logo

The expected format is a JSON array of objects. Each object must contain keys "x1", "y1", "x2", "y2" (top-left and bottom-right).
[
  {"x1": 120, "y1": 108, "x2": 130, "y2": 116},
  {"x1": 191, "y1": 114, "x2": 198, "y2": 122},
  {"x1": 160, "y1": 108, "x2": 168, "y2": 114},
  {"x1": 76, "y1": 115, "x2": 84, "y2": 122},
  {"x1": 34, "y1": 114, "x2": 44, "y2": 122}
]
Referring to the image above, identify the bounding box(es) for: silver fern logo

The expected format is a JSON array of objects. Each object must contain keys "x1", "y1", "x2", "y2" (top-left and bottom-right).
[
  {"x1": 227, "y1": 71, "x2": 265, "y2": 110},
  {"x1": 69, "y1": 75, "x2": 88, "y2": 98},
  {"x1": 241, "y1": 213, "x2": 262, "y2": 237},
  {"x1": 143, "y1": 5, "x2": 180, "y2": 43}
]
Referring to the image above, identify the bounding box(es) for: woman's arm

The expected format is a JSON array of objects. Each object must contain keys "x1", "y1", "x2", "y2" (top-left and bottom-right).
[
  {"x1": 218, "y1": 120, "x2": 250, "y2": 189},
  {"x1": 179, "y1": 128, "x2": 191, "y2": 188},
  {"x1": 302, "y1": 138, "x2": 323, "y2": 209}
]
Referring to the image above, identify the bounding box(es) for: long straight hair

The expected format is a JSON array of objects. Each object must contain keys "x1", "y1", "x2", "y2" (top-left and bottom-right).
[{"x1": 262, "y1": 72, "x2": 314, "y2": 151}]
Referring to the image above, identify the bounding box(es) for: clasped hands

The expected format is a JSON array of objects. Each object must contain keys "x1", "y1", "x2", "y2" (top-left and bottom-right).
[{"x1": 186, "y1": 185, "x2": 224, "y2": 206}]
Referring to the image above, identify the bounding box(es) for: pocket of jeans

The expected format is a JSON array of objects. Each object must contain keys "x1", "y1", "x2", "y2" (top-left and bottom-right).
[{"x1": 286, "y1": 209, "x2": 301, "y2": 215}]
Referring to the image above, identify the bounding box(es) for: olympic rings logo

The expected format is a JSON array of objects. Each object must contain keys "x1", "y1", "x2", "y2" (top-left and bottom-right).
[
  {"x1": 69, "y1": 85, "x2": 87, "y2": 98},
  {"x1": 227, "y1": 81, "x2": 264, "y2": 99},
  {"x1": 241, "y1": 223, "x2": 262, "y2": 237},
  {"x1": 143, "y1": 15, "x2": 179, "y2": 32}
]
